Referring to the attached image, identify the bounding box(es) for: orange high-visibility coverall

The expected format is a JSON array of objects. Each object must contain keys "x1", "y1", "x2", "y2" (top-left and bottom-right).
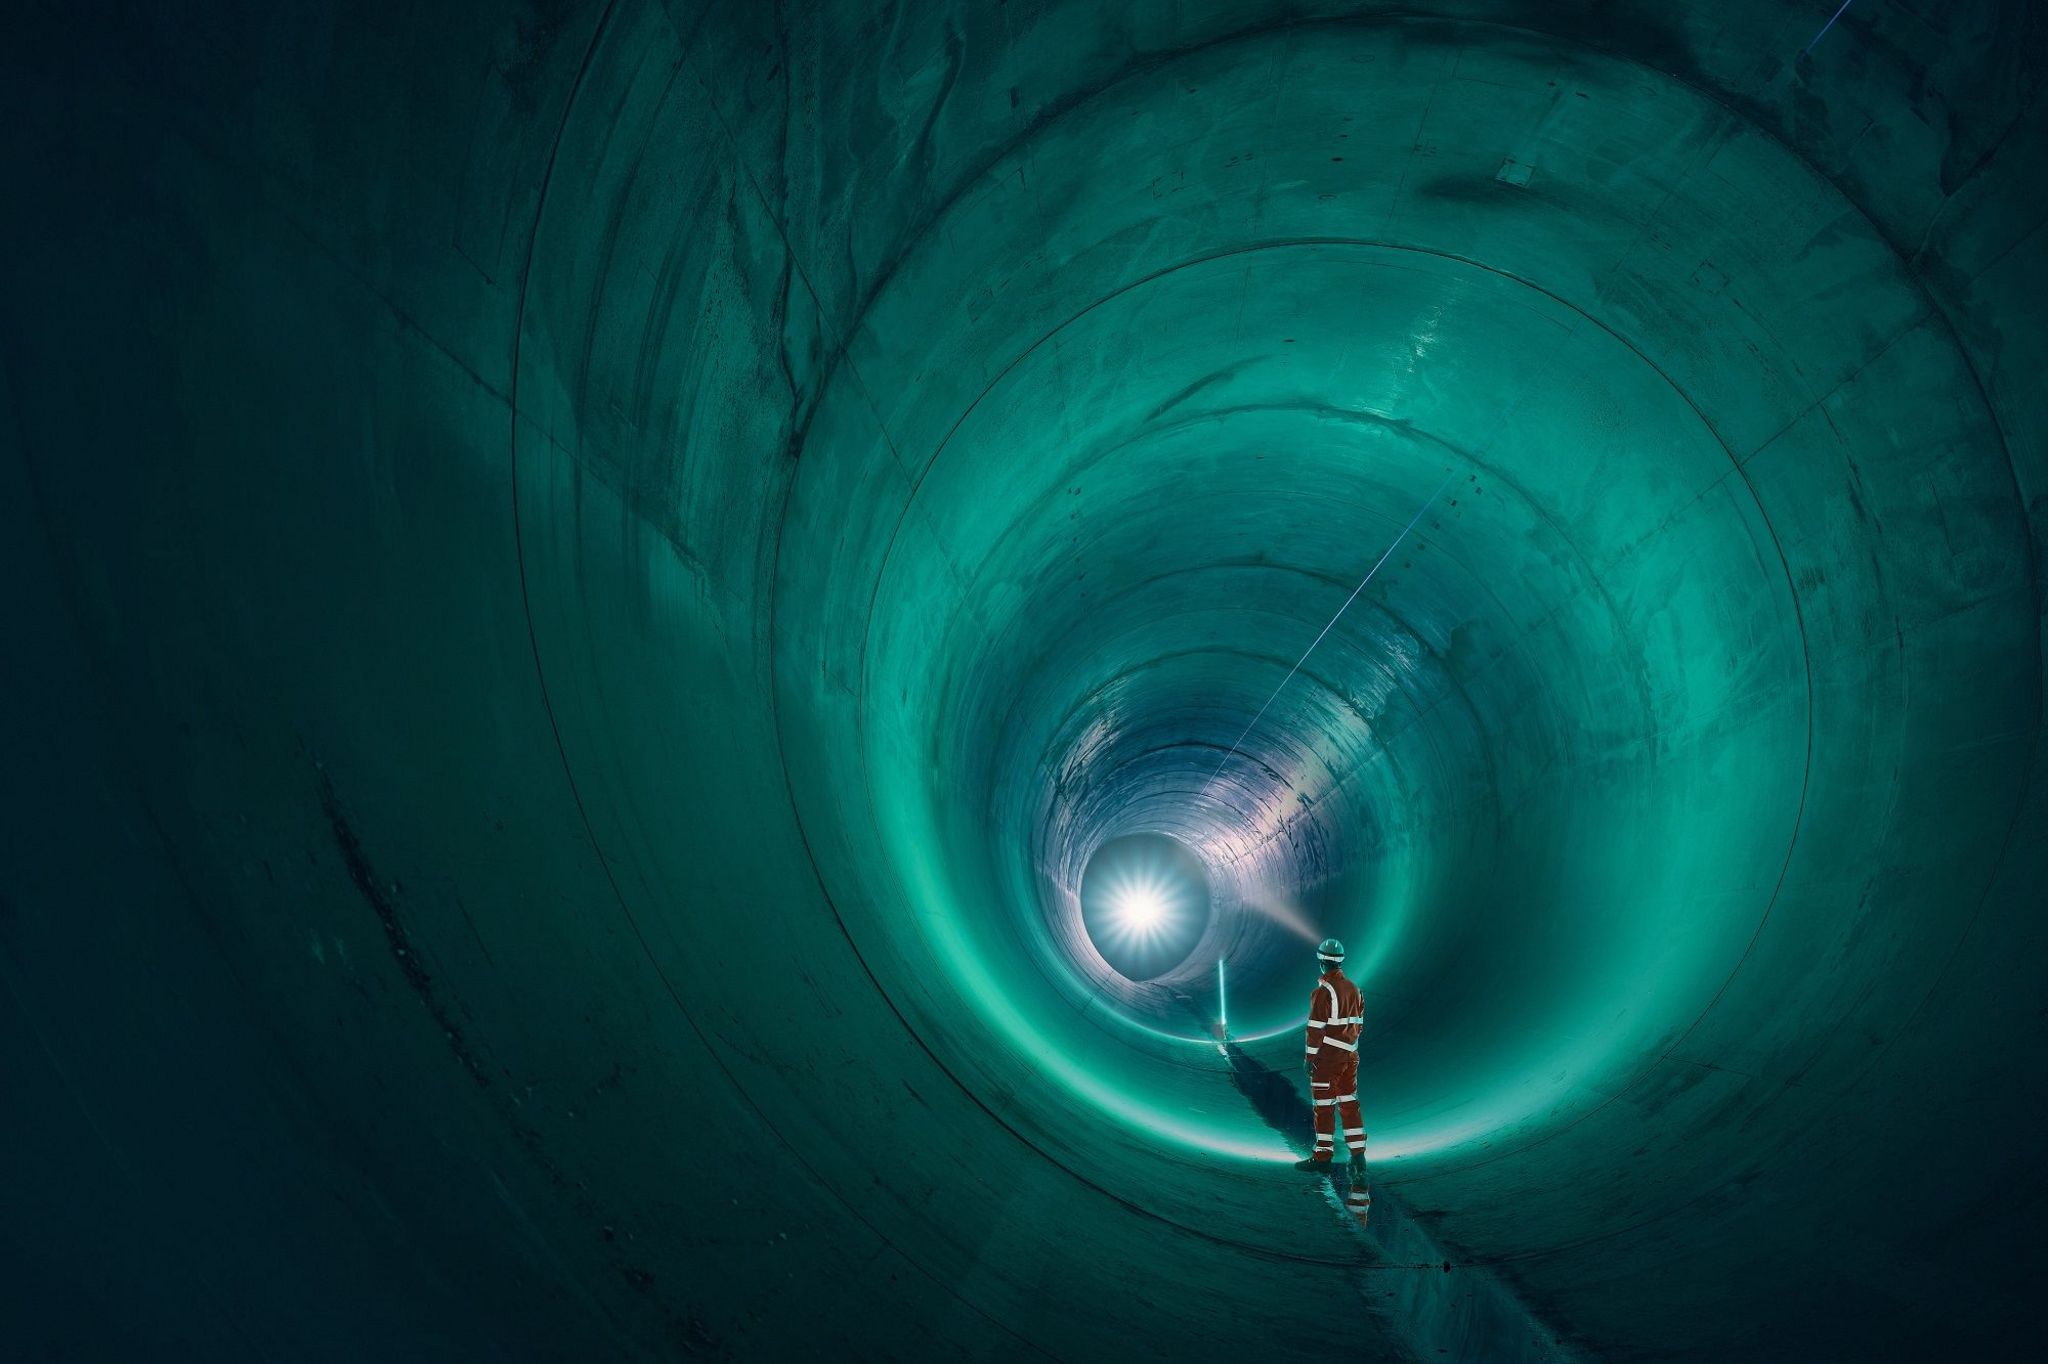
[{"x1": 1305, "y1": 968, "x2": 1366, "y2": 1162}]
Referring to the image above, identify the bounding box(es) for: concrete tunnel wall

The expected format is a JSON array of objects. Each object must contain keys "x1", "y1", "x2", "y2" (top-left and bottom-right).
[{"x1": 2, "y1": 1, "x2": 2043, "y2": 1359}]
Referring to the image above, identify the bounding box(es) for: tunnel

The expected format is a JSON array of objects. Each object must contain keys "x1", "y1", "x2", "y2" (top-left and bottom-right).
[{"x1": 2, "y1": 1, "x2": 2044, "y2": 1359}]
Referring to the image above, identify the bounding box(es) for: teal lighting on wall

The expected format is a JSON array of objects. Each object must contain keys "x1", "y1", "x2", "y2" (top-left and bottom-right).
[{"x1": 4, "y1": 2, "x2": 2042, "y2": 1360}]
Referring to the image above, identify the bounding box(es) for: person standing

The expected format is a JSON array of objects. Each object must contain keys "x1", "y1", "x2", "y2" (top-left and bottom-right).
[{"x1": 1295, "y1": 938, "x2": 1367, "y2": 1175}]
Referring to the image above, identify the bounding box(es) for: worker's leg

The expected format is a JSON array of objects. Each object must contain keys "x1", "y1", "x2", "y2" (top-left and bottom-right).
[
  {"x1": 1337, "y1": 1088, "x2": 1366, "y2": 1161},
  {"x1": 1329, "y1": 1056, "x2": 1364, "y2": 1155},
  {"x1": 1334, "y1": 1058, "x2": 1369, "y2": 1221},
  {"x1": 1335, "y1": 1056, "x2": 1368, "y2": 1155},
  {"x1": 1309, "y1": 1076, "x2": 1337, "y2": 1162}
]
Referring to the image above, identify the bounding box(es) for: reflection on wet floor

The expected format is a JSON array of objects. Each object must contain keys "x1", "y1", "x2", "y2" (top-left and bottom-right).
[{"x1": 1212, "y1": 1031, "x2": 1580, "y2": 1359}]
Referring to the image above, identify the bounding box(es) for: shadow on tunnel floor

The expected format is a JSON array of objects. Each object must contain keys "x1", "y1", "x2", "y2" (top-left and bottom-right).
[
  {"x1": 1165, "y1": 986, "x2": 1320, "y2": 1156},
  {"x1": 1220, "y1": 1041, "x2": 1318, "y2": 1154}
]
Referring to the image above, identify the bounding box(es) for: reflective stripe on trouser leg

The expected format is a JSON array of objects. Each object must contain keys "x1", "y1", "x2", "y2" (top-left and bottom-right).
[
  {"x1": 1311, "y1": 1053, "x2": 1357, "y2": 1160},
  {"x1": 1325, "y1": 1055, "x2": 1364, "y2": 1155}
]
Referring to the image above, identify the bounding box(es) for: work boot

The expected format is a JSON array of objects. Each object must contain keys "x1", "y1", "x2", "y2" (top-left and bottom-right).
[{"x1": 1294, "y1": 1154, "x2": 1334, "y2": 1172}]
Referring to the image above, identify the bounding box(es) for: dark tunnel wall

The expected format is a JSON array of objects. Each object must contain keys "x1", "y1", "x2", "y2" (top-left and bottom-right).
[{"x1": 2, "y1": 2, "x2": 2044, "y2": 1360}]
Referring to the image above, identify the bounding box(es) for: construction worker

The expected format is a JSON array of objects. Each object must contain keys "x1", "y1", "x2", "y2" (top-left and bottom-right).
[{"x1": 1295, "y1": 938, "x2": 1367, "y2": 1177}]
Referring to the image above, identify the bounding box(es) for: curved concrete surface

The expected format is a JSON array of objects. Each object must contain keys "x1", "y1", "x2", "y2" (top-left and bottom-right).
[{"x1": 3, "y1": 1, "x2": 2043, "y2": 1359}]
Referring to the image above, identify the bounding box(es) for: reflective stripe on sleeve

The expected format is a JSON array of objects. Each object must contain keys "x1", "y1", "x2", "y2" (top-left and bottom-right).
[{"x1": 1324, "y1": 1037, "x2": 1357, "y2": 1052}]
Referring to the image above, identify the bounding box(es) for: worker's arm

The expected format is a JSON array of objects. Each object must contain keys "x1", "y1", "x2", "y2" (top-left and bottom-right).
[{"x1": 1304, "y1": 982, "x2": 1332, "y2": 1068}]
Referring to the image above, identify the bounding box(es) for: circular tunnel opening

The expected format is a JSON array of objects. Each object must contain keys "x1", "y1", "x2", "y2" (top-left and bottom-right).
[
  {"x1": 769, "y1": 19, "x2": 1907, "y2": 1165},
  {"x1": 1076, "y1": 832, "x2": 1213, "y2": 981}
]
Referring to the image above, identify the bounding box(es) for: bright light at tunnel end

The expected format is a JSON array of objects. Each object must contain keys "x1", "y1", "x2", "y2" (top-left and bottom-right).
[
  {"x1": 1109, "y1": 880, "x2": 1172, "y2": 935},
  {"x1": 1078, "y1": 834, "x2": 1214, "y2": 985}
]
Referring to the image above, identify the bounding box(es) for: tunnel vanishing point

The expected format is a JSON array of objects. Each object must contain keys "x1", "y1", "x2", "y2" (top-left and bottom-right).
[{"x1": 3, "y1": 1, "x2": 2045, "y2": 1360}]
